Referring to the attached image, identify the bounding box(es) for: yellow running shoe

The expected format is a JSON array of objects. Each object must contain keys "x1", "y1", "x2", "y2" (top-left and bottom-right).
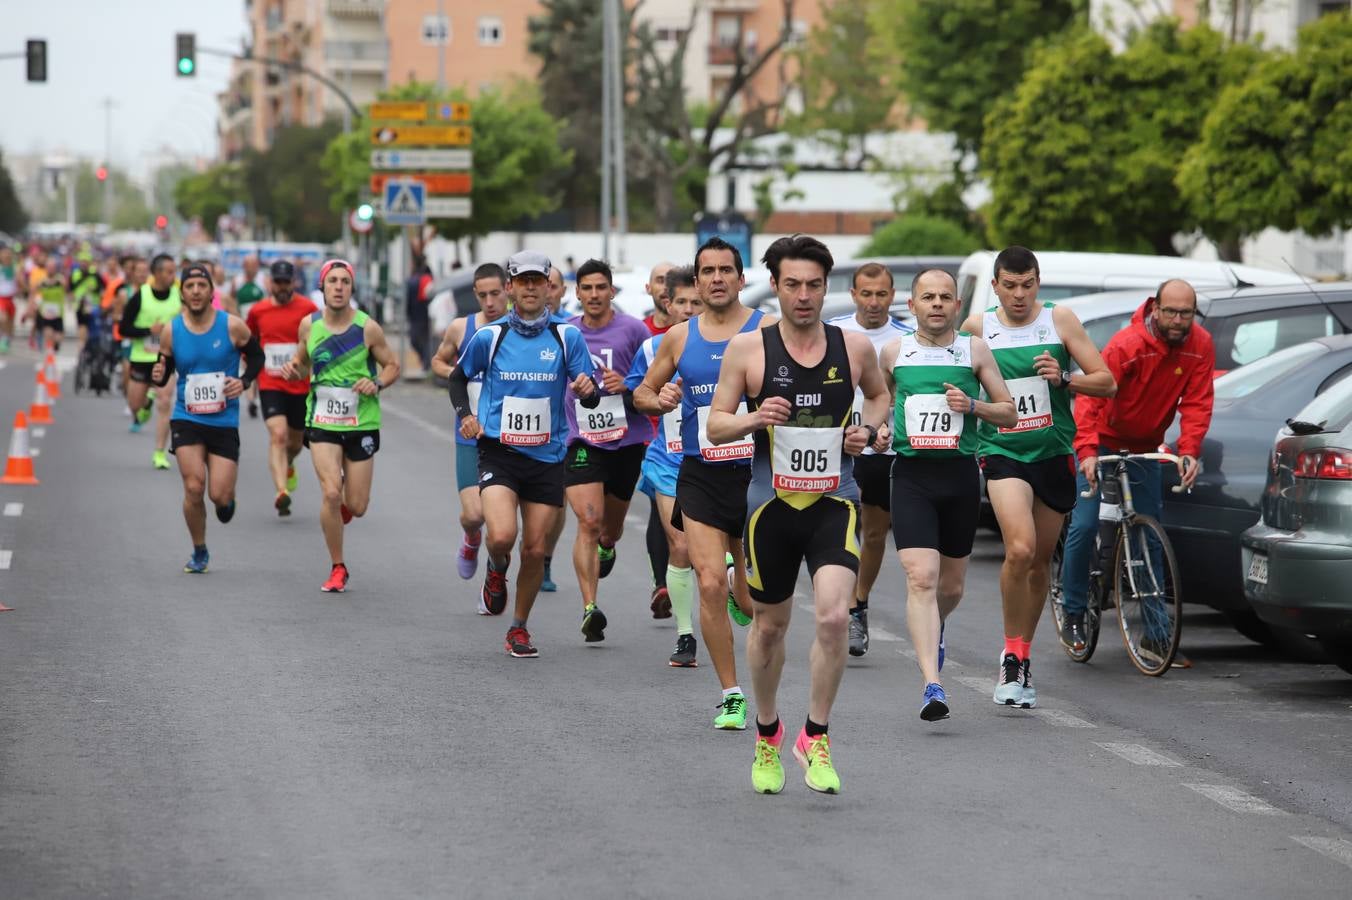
[
  {"x1": 752, "y1": 721, "x2": 785, "y2": 794},
  {"x1": 286, "y1": 465, "x2": 298, "y2": 493},
  {"x1": 152, "y1": 449, "x2": 171, "y2": 470},
  {"x1": 792, "y1": 729, "x2": 840, "y2": 794}
]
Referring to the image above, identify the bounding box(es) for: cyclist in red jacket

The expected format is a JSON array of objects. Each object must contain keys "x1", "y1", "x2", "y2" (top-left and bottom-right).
[{"x1": 1060, "y1": 280, "x2": 1215, "y2": 662}]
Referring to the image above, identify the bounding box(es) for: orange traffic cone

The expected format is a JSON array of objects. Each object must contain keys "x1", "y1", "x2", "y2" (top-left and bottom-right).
[
  {"x1": 42, "y1": 352, "x2": 60, "y2": 399},
  {"x1": 1, "y1": 411, "x2": 39, "y2": 485},
  {"x1": 29, "y1": 375, "x2": 54, "y2": 425}
]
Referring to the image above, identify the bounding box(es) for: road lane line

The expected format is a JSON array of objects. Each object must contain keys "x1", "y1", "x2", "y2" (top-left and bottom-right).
[
  {"x1": 1184, "y1": 783, "x2": 1284, "y2": 815},
  {"x1": 379, "y1": 399, "x2": 458, "y2": 442},
  {"x1": 1291, "y1": 836, "x2": 1352, "y2": 870},
  {"x1": 1029, "y1": 708, "x2": 1097, "y2": 728},
  {"x1": 1094, "y1": 742, "x2": 1182, "y2": 766},
  {"x1": 29, "y1": 447, "x2": 39, "y2": 457},
  {"x1": 954, "y1": 675, "x2": 991, "y2": 694},
  {"x1": 33, "y1": 428, "x2": 45, "y2": 439},
  {"x1": 0, "y1": 551, "x2": 12, "y2": 570},
  {"x1": 4, "y1": 503, "x2": 22, "y2": 517}
]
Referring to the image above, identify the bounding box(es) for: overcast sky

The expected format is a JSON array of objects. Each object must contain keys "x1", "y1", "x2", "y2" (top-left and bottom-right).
[{"x1": 3, "y1": 0, "x2": 246, "y2": 174}]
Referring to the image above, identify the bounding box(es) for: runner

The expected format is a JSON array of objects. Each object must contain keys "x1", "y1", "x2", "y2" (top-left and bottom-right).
[
  {"x1": 643, "y1": 262, "x2": 674, "y2": 333},
  {"x1": 27, "y1": 262, "x2": 67, "y2": 353},
  {"x1": 540, "y1": 263, "x2": 570, "y2": 591},
  {"x1": 634, "y1": 236, "x2": 773, "y2": 730},
  {"x1": 430, "y1": 262, "x2": 509, "y2": 585},
  {"x1": 121, "y1": 253, "x2": 181, "y2": 464},
  {"x1": 279, "y1": 260, "x2": 400, "y2": 592},
  {"x1": 114, "y1": 257, "x2": 148, "y2": 399},
  {"x1": 627, "y1": 266, "x2": 703, "y2": 663},
  {"x1": 827, "y1": 262, "x2": 912, "y2": 657},
  {"x1": 708, "y1": 236, "x2": 890, "y2": 793},
  {"x1": 69, "y1": 253, "x2": 104, "y2": 352},
  {"x1": 640, "y1": 263, "x2": 675, "y2": 619},
  {"x1": 878, "y1": 268, "x2": 1016, "y2": 721},
  {"x1": 148, "y1": 264, "x2": 263, "y2": 574},
  {"x1": 959, "y1": 246, "x2": 1116, "y2": 707},
  {"x1": 0, "y1": 245, "x2": 18, "y2": 354},
  {"x1": 447, "y1": 250, "x2": 599, "y2": 655},
  {"x1": 563, "y1": 259, "x2": 654, "y2": 642},
  {"x1": 246, "y1": 260, "x2": 318, "y2": 516}
]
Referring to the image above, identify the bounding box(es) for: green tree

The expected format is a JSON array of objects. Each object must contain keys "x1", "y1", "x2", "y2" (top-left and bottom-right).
[
  {"x1": 35, "y1": 164, "x2": 152, "y2": 230},
  {"x1": 0, "y1": 150, "x2": 29, "y2": 234},
  {"x1": 245, "y1": 122, "x2": 343, "y2": 242},
  {"x1": 984, "y1": 22, "x2": 1258, "y2": 254},
  {"x1": 875, "y1": 0, "x2": 1087, "y2": 159},
  {"x1": 173, "y1": 163, "x2": 244, "y2": 227},
  {"x1": 320, "y1": 81, "x2": 571, "y2": 242},
  {"x1": 861, "y1": 214, "x2": 980, "y2": 256},
  {"x1": 1178, "y1": 11, "x2": 1352, "y2": 250}
]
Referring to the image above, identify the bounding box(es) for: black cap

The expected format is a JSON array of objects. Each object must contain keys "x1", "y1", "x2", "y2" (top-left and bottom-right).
[
  {"x1": 270, "y1": 260, "x2": 296, "y2": 280},
  {"x1": 181, "y1": 264, "x2": 213, "y2": 287}
]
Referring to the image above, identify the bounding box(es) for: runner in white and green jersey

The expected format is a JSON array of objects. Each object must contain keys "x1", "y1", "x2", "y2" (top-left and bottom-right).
[
  {"x1": 960, "y1": 246, "x2": 1115, "y2": 710},
  {"x1": 879, "y1": 268, "x2": 1015, "y2": 723}
]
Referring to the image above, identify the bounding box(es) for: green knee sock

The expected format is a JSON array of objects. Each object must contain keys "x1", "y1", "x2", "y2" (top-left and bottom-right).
[{"x1": 666, "y1": 564, "x2": 694, "y2": 636}]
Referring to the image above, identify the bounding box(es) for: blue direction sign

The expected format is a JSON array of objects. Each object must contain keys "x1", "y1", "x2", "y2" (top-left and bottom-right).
[{"x1": 381, "y1": 178, "x2": 426, "y2": 226}]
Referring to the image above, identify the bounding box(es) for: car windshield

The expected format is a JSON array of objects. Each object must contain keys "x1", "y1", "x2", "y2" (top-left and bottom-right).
[
  {"x1": 1289, "y1": 366, "x2": 1352, "y2": 432},
  {"x1": 1082, "y1": 312, "x2": 1134, "y2": 349},
  {"x1": 1214, "y1": 341, "x2": 1328, "y2": 401}
]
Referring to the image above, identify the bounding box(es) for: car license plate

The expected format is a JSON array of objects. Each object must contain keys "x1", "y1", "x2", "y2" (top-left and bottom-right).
[{"x1": 1248, "y1": 552, "x2": 1268, "y2": 586}]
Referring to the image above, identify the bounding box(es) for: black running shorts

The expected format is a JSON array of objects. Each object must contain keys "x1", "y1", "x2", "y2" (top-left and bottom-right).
[
  {"x1": 305, "y1": 428, "x2": 380, "y2": 462},
  {"x1": 980, "y1": 453, "x2": 1078, "y2": 515},
  {"x1": 890, "y1": 455, "x2": 980, "y2": 558},
  {"x1": 672, "y1": 456, "x2": 752, "y2": 537},
  {"x1": 564, "y1": 440, "x2": 646, "y2": 501},
  {"x1": 478, "y1": 437, "x2": 565, "y2": 507},
  {"x1": 745, "y1": 495, "x2": 860, "y2": 604},
  {"x1": 260, "y1": 390, "x2": 308, "y2": 432},
  {"x1": 852, "y1": 453, "x2": 892, "y2": 511},
  {"x1": 170, "y1": 420, "x2": 241, "y2": 462}
]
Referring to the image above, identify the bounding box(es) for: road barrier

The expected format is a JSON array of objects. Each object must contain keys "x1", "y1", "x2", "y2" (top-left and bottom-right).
[
  {"x1": 1, "y1": 410, "x2": 39, "y2": 485},
  {"x1": 28, "y1": 375, "x2": 54, "y2": 425}
]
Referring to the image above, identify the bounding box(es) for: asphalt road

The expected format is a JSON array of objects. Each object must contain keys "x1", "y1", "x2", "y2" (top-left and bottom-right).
[{"x1": 2, "y1": 345, "x2": 1351, "y2": 898}]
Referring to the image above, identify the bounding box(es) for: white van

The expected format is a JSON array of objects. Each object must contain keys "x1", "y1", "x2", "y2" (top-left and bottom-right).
[{"x1": 955, "y1": 250, "x2": 1305, "y2": 320}]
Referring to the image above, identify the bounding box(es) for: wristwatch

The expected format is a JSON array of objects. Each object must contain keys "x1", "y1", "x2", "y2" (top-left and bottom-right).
[
  {"x1": 1059, "y1": 370, "x2": 1073, "y2": 389},
  {"x1": 863, "y1": 424, "x2": 879, "y2": 446}
]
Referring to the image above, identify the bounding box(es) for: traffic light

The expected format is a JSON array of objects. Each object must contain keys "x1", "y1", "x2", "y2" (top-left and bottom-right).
[
  {"x1": 356, "y1": 203, "x2": 374, "y2": 222},
  {"x1": 26, "y1": 39, "x2": 47, "y2": 83},
  {"x1": 176, "y1": 33, "x2": 196, "y2": 77},
  {"x1": 95, "y1": 166, "x2": 108, "y2": 182},
  {"x1": 155, "y1": 214, "x2": 169, "y2": 229}
]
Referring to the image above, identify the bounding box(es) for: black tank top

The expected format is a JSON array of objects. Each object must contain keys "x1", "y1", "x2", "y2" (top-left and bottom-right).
[{"x1": 748, "y1": 323, "x2": 858, "y2": 506}]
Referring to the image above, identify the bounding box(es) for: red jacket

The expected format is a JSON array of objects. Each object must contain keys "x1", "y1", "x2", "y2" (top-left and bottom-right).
[{"x1": 1074, "y1": 297, "x2": 1215, "y2": 461}]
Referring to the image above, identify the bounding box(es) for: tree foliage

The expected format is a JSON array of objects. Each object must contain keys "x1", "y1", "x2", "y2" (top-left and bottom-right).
[
  {"x1": 861, "y1": 214, "x2": 981, "y2": 257},
  {"x1": 319, "y1": 81, "x2": 571, "y2": 241},
  {"x1": 875, "y1": 0, "x2": 1087, "y2": 158},
  {"x1": 174, "y1": 163, "x2": 244, "y2": 228},
  {"x1": 244, "y1": 122, "x2": 343, "y2": 243},
  {"x1": 34, "y1": 164, "x2": 152, "y2": 230},
  {"x1": 1178, "y1": 11, "x2": 1352, "y2": 243},
  {"x1": 0, "y1": 150, "x2": 29, "y2": 234},
  {"x1": 984, "y1": 21, "x2": 1257, "y2": 254}
]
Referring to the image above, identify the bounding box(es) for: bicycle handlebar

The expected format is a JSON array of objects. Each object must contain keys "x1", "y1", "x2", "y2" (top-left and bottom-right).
[{"x1": 1079, "y1": 452, "x2": 1190, "y2": 498}]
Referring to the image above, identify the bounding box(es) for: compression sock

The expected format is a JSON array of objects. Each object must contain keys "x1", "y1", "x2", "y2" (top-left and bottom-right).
[
  {"x1": 1005, "y1": 635, "x2": 1023, "y2": 658},
  {"x1": 666, "y1": 564, "x2": 694, "y2": 635},
  {"x1": 1017, "y1": 638, "x2": 1032, "y2": 661},
  {"x1": 805, "y1": 718, "x2": 828, "y2": 738}
]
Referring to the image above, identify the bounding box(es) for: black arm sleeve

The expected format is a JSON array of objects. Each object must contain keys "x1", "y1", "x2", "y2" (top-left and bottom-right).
[
  {"x1": 120, "y1": 291, "x2": 149, "y2": 338},
  {"x1": 239, "y1": 335, "x2": 265, "y2": 388},
  {"x1": 151, "y1": 353, "x2": 175, "y2": 387},
  {"x1": 578, "y1": 376, "x2": 601, "y2": 409},
  {"x1": 447, "y1": 364, "x2": 472, "y2": 419}
]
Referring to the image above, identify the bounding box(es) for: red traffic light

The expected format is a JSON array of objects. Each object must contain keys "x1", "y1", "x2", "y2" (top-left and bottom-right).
[
  {"x1": 155, "y1": 215, "x2": 168, "y2": 229},
  {"x1": 95, "y1": 166, "x2": 108, "y2": 182}
]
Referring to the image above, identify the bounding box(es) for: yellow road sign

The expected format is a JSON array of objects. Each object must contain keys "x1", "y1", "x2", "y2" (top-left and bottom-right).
[
  {"x1": 369, "y1": 125, "x2": 472, "y2": 147},
  {"x1": 368, "y1": 101, "x2": 427, "y2": 122}
]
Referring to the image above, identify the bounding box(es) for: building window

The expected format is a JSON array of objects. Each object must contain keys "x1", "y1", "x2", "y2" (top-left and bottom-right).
[
  {"x1": 654, "y1": 26, "x2": 687, "y2": 44},
  {"x1": 422, "y1": 14, "x2": 449, "y2": 46},
  {"x1": 478, "y1": 16, "x2": 504, "y2": 46},
  {"x1": 787, "y1": 19, "x2": 808, "y2": 47}
]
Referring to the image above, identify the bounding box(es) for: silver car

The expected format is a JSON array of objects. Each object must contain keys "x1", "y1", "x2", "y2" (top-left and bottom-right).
[{"x1": 1241, "y1": 373, "x2": 1352, "y2": 674}]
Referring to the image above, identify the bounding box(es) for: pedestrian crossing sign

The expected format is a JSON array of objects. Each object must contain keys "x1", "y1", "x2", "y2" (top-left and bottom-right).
[{"x1": 381, "y1": 179, "x2": 426, "y2": 225}]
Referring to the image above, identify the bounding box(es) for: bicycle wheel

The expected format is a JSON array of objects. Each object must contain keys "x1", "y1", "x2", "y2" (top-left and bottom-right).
[
  {"x1": 1113, "y1": 514, "x2": 1182, "y2": 676},
  {"x1": 1049, "y1": 529, "x2": 1101, "y2": 663}
]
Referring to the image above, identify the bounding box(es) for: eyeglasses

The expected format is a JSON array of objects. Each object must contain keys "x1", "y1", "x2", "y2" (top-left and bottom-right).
[{"x1": 1158, "y1": 307, "x2": 1196, "y2": 320}]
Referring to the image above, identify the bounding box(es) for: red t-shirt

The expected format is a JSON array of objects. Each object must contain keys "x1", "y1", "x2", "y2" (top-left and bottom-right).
[
  {"x1": 247, "y1": 295, "x2": 319, "y2": 394},
  {"x1": 643, "y1": 314, "x2": 670, "y2": 336}
]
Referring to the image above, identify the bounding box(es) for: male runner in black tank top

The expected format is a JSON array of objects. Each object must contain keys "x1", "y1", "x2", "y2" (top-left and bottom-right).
[{"x1": 707, "y1": 236, "x2": 890, "y2": 795}]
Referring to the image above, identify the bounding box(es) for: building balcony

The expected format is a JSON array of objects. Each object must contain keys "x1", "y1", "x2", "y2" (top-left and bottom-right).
[
  {"x1": 707, "y1": 0, "x2": 759, "y2": 10},
  {"x1": 327, "y1": 0, "x2": 382, "y2": 17},
  {"x1": 325, "y1": 40, "x2": 387, "y2": 73}
]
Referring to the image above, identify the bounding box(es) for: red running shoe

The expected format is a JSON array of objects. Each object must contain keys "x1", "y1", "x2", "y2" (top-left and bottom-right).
[
  {"x1": 482, "y1": 558, "x2": 509, "y2": 615},
  {"x1": 321, "y1": 563, "x2": 350, "y2": 593},
  {"x1": 505, "y1": 626, "x2": 538, "y2": 658}
]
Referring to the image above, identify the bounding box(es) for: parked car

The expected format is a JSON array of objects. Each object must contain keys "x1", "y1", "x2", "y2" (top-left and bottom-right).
[
  {"x1": 1058, "y1": 281, "x2": 1352, "y2": 374},
  {"x1": 744, "y1": 256, "x2": 963, "y2": 317},
  {"x1": 1241, "y1": 372, "x2": 1352, "y2": 674},
  {"x1": 956, "y1": 250, "x2": 1305, "y2": 322},
  {"x1": 1154, "y1": 338, "x2": 1352, "y2": 646}
]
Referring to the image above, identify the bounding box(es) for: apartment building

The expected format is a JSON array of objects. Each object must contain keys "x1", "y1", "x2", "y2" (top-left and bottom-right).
[{"x1": 1092, "y1": 0, "x2": 1350, "y2": 47}]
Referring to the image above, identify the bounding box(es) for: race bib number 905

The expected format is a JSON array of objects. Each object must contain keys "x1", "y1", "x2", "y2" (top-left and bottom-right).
[{"x1": 771, "y1": 426, "x2": 842, "y2": 493}]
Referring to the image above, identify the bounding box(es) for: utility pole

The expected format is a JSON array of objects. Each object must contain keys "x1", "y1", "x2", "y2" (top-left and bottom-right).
[
  {"x1": 436, "y1": 0, "x2": 446, "y2": 91},
  {"x1": 607, "y1": 0, "x2": 627, "y2": 265},
  {"x1": 600, "y1": 0, "x2": 613, "y2": 261}
]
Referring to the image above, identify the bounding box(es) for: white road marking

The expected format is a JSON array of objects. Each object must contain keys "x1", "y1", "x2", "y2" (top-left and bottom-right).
[
  {"x1": 1095, "y1": 742, "x2": 1181, "y2": 767},
  {"x1": 33, "y1": 428, "x2": 45, "y2": 439},
  {"x1": 29, "y1": 447, "x2": 39, "y2": 457},
  {"x1": 1184, "y1": 783, "x2": 1284, "y2": 815},
  {"x1": 4, "y1": 503, "x2": 22, "y2": 517},
  {"x1": 379, "y1": 400, "x2": 459, "y2": 442},
  {"x1": 1291, "y1": 836, "x2": 1352, "y2": 870},
  {"x1": 870, "y1": 624, "x2": 904, "y2": 643},
  {"x1": 0, "y1": 551, "x2": 12, "y2": 570},
  {"x1": 1030, "y1": 708, "x2": 1097, "y2": 728},
  {"x1": 954, "y1": 675, "x2": 991, "y2": 694}
]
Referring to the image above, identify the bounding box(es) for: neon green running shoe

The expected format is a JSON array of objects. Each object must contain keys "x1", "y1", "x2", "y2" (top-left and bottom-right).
[
  {"x1": 752, "y1": 723, "x2": 785, "y2": 794},
  {"x1": 725, "y1": 551, "x2": 751, "y2": 626},
  {"x1": 286, "y1": 464, "x2": 299, "y2": 493},
  {"x1": 597, "y1": 543, "x2": 617, "y2": 579},
  {"x1": 152, "y1": 449, "x2": 171, "y2": 470},
  {"x1": 135, "y1": 402, "x2": 153, "y2": 425},
  {"x1": 792, "y1": 729, "x2": 840, "y2": 794},
  {"x1": 714, "y1": 692, "x2": 748, "y2": 730}
]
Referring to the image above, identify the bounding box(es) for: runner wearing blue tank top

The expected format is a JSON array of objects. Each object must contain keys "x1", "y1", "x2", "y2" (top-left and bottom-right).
[
  {"x1": 634, "y1": 237, "x2": 777, "y2": 732},
  {"x1": 449, "y1": 251, "x2": 600, "y2": 658},
  {"x1": 431, "y1": 263, "x2": 510, "y2": 584},
  {"x1": 150, "y1": 265, "x2": 265, "y2": 574}
]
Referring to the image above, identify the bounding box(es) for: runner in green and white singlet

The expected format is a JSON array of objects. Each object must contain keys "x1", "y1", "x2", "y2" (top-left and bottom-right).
[
  {"x1": 960, "y1": 246, "x2": 1115, "y2": 710},
  {"x1": 879, "y1": 268, "x2": 1015, "y2": 723}
]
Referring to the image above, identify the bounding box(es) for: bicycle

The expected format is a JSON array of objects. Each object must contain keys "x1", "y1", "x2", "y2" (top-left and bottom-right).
[{"x1": 1049, "y1": 452, "x2": 1187, "y2": 676}]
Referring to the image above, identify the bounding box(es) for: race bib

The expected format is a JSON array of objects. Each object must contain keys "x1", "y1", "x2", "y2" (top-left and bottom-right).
[
  {"x1": 185, "y1": 371, "x2": 226, "y2": 416},
  {"x1": 501, "y1": 395, "x2": 550, "y2": 446},
  {"x1": 850, "y1": 390, "x2": 865, "y2": 428},
  {"x1": 263, "y1": 342, "x2": 297, "y2": 375},
  {"x1": 314, "y1": 385, "x2": 359, "y2": 427},
  {"x1": 771, "y1": 426, "x2": 842, "y2": 493},
  {"x1": 576, "y1": 393, "x2": 627, "y2": 444},
  {"x1": 142, "y1": 333, "x2": 161, "y2": 354},
  {"x1": 904, "y1": 394, "x2": 963, "y2": 450},
  {"x1": 467, "y1": 380, "x2": 482, "y2": 419},
  {"x1": 662, "y1": 409, "x2": 682, "y2": 454},
  {"x1": 40, "y1": 302, "x2": 61, "y2": 320},
  {"x1": 1001, "y1": 376, "x2": 1052, "y2": 433},
  {"x1": 696, "y1": 403, "x2": 754, "y2": 462}
]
